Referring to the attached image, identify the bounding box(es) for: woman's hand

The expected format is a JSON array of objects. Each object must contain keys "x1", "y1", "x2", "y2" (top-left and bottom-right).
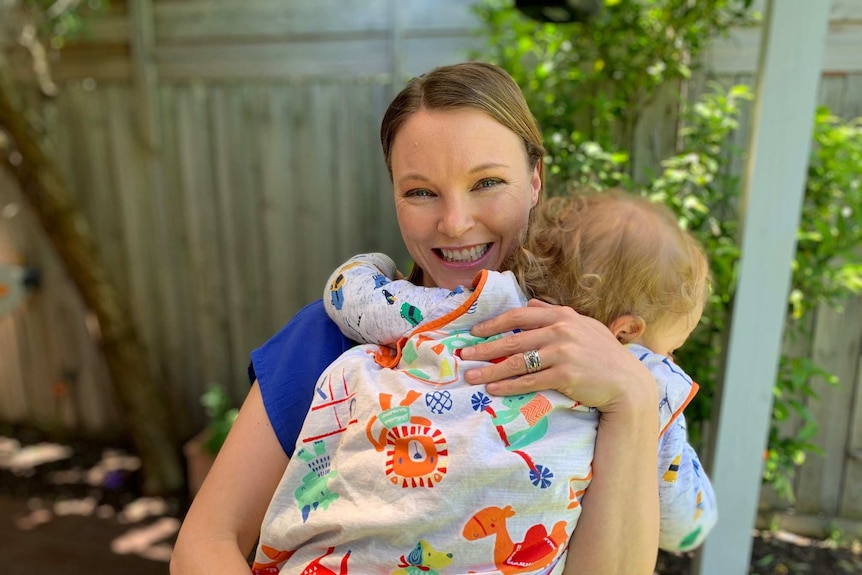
[{"x1": 461, "y1": 299, "x2": 656, "y2": 412}]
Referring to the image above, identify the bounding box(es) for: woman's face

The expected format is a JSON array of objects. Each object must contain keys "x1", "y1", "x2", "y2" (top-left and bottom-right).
[{"x1": 390, "y1": 108, "x2": 541, "y2": 290}]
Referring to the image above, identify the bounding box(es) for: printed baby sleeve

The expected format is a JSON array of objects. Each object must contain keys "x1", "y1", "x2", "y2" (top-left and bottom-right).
[
  {"x1": 625, "y1": 344, "x2": 718, "y2": 551},
  {"x1": 324, "y1": 253, "x2": 468, "y2": 345},
  {"x1": 657, "y1": 415, "x2": 718, "y2": 551}
]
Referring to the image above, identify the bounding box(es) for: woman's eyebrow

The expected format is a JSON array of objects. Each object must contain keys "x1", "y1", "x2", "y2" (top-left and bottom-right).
[
  {"x1": 397, "y1": 173, "x2": 432, "y2": 185},
  {"x1": 468, "y1": 162, "x2": 509, "y2": 173},
  {"x1": 396, "y1": 162, "x2": 510, "y2": 186}
]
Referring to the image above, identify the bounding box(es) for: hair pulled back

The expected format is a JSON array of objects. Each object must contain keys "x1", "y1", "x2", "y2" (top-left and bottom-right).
[{"x1": 380, "y1": 62, "x2": 545, "y2": 181}]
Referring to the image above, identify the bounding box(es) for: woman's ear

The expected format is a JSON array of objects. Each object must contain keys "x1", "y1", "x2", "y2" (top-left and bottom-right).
[
  {"x1": 608, "y1": 314, "x2": 645, "y2": 344},
  {"x1": 530, "y1": 164, "x2": 541, "y2": 206}
]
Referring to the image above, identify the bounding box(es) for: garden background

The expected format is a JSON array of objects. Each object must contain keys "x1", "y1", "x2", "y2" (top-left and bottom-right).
[{"x1": 1, "y1": 0, "x2": 861, "y2": 558}]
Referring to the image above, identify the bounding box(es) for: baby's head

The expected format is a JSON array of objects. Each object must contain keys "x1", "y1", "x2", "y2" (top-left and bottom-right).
[{"x1": 513, "y1": 189, "x2": 710, "y2": 357}]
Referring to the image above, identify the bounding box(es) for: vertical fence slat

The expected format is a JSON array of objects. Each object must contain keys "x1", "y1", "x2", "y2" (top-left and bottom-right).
[
  {"x1": 0, "y1": 311, "x2": 28, "y2": 422},
  {"x1": 840, "y1": 320, "x2": 862, "y2": 518},
  {"x1": 230, "y1": 85, "x2": 269, "y2": 368},
  {"x1": 156, "y1": 84, "x2": 201, "y2": 425},
  {"x1": 796, "y1": 298, "x2": 862, "y2": 514},
  {"x1": 175, "y1": 83, "x2": 232, "y2": 411},
  {"x1": 258, "y1": 83, "x2": 297, "y2": 332},
  {"x1": 0, "y1": 170, "x2": 29, "y2": 423},
  {"x1": 210, "y1": 84, "x2": 262, "y2": 400}
]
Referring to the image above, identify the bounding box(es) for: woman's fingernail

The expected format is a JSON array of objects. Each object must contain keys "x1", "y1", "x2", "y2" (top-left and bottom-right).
[{"x1": 465, "y1": 369, "x2": 479, "y2": 383}]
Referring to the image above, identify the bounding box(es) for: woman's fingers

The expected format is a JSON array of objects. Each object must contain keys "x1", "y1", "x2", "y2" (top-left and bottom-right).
[
  {"x1": 468, "y1": 299, "x2": 565, "y2": 338},
  {"x1": 461, "y1": 299, "x2": 648, "y2": 409},
  {"x1": 477, "y1": 367, "x2": 564, "y2": 397},
  {"x1": 465, "y1": 345, "x2": 557, "y2": 387}
]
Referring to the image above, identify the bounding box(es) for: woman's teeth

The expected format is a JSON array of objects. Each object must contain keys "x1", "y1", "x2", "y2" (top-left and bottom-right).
[{"x1": 439, "y1": 244, "x2": 489, "y2": 263}]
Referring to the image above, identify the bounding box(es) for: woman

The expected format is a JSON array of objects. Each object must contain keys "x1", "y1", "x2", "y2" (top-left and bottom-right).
[{"x1": 171, "y1": 62, "x2": 660, "y2": 574}]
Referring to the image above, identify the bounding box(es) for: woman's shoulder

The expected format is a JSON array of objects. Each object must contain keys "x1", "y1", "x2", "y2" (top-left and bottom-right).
[
  {"x1": 291, "y1": 298, "x2": 335, "y2": 325},
  {"x1": 271, "y1": 299, "x2": 353, "y2": 350},
  {"x1": 249, "y1": 299, "x2": 355, "y2": 383}
]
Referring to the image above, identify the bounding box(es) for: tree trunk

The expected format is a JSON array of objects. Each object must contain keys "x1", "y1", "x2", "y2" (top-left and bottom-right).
[{"x1": 0, "y1": 58, "x2": 183, "y2": 495}]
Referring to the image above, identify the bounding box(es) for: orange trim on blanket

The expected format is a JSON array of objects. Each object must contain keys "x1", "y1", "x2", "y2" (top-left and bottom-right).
[
  {"x1": 659, "y1": 381, "x2": 699, "y2": 438},
  {"x1": 372, "y1": 270, "x2": 491, "y2": 369}
]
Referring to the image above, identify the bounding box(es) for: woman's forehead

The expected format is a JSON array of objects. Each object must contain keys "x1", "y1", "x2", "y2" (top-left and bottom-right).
[{"x1": 391, "y1": 108, "x2": 527, "y2": 174}]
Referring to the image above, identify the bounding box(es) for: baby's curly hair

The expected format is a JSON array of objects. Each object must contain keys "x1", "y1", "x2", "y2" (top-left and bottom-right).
[{"x1": 511, "y1": 189, "x2": 710, "y2": 329}]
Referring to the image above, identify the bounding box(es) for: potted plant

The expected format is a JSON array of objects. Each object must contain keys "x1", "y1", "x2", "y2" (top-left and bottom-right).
[{"x1": 183, "y1": 384, "x2": 239, "y2": 497}]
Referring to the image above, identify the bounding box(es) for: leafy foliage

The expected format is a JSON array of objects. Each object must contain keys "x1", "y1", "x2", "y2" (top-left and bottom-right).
[
  {"x1": 647, "y1": 84, "x2": 751, "y2": 433},
  {"x1": 473, "y1": 0, "x2": 754, "y2": 193},
  {"x1": 474, "y1": 0, "x2": 861, "y2": 499},
  {"x1": 199, "y1": 385, "x2": 239, "y2": 456},
  {"x1": 18, "y1": 0, "x2": 105, "y2": 41},
  {"x1": 793, "y1": 110, "x2": 862, "y2": 319}
]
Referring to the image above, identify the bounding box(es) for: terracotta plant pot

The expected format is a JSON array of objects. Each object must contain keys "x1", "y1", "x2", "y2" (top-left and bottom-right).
[{"x1": 183, "y1": 431, "x2": 216, "y2": 497}]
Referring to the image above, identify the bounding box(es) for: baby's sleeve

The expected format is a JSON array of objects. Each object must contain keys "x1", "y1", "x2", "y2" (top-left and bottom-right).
[
  {"x1": 657, "y1": 414, "x2": 718, "y2": 552},
  {"x1": 632, "y1": 347, "x2": 719, "y2": 552},
  {"x1": 323, "y1": 253, "x2": 458, "y2": 345}
]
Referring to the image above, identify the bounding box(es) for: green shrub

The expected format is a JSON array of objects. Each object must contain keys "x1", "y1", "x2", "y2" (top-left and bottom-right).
[
  {"x1": 473, "y1": 0, "x2": 754, "y2": 191},
  {"x1": 199, "y1": 385, "x2": 239, "y2": 455}
]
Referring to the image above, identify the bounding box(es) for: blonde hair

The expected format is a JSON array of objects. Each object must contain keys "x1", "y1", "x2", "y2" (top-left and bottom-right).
[{"x1": 512, "y1": 189, "x2": 710, "y2": 328}]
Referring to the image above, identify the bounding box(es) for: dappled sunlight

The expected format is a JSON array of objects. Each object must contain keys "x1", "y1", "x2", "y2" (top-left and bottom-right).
[
  {"x1": 14, "y1": 503, "x2": 52, "y2": 530},
  {"x1": 0, "y1": 434, "x2": 178, "y2": 566},
  {"x1": 119, "y1": 496, "x2": 170, "y2": 524},
  {"x1": 0, "y1": 437, "x2": 73, "y2": 475},
  {"x1": 110, "y1": 516, "x2": 180, "y2": 562},
  {"x1": 47, "y1": 448, "x2": 142, "y2": 488},
  {"x1": 14, "y1": 495, "x2": 108, "y2": 528},
  {"x1": 10, "y1": 494, "x2": 178, "y2": 563},
  {"x1": 53, "y1": 495, "x2": 98, "y2": 516},
  {"x1": 0, "y1": 434, "x2": 142, "y2": 490}
]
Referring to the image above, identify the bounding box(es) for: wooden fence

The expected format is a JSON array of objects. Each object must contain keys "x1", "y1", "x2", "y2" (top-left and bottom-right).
[{"x1": 0, "y1": 0, "x2": 860, "y2": 530}]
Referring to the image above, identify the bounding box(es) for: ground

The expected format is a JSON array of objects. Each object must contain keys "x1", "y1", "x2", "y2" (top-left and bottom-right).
[{"x1": 1, "y1": 424, "x2": 860, "y2": 575}]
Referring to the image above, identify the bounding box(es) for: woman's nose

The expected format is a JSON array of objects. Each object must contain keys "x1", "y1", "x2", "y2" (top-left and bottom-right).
[{"x1": 437, "y1": 197, "x2": 475, "y2": 238}]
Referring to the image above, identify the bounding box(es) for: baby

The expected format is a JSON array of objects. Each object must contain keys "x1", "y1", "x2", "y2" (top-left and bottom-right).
[{"x1": 252, "y1": 189, "x2": 716, "y2": 574}]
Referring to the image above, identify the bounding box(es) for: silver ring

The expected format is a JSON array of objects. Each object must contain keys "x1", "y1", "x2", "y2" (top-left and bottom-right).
[{"x1": 523, "y1": 349, "x2": 542, "y2": 374}]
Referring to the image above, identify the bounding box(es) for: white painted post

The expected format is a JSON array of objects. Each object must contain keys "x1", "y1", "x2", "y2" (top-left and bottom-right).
[{"x1": 693, "y1": 1, "x2": 830, "y2": 574}]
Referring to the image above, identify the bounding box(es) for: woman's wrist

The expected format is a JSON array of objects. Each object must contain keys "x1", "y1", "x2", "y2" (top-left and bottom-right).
[{"x1": 601, "y1": 350, "x2": 658, "y2": 417}]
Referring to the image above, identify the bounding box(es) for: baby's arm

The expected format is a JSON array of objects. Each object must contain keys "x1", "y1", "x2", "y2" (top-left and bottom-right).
[
  {"x1": 323, "y1": 253, "x2": 462, "y2": 345},
  {"x1": 657, "y1": 414, "x2": 717, "y2": 551},
  {"x1": 630, "y1": 346, "x2": 718, "y2": 551}
]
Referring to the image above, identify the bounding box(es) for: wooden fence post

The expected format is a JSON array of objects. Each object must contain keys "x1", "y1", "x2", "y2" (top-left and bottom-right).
[{"x1": 693, "y1": 1, "x2": 830, "y2": 573}]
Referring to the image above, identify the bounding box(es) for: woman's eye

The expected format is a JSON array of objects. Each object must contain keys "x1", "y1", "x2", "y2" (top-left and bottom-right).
[
  {"x1": 475, "y1": 178, "x2": 503, "y2": 190},
  {"x1": 405, "y1": 188, "x2": 435, "y2": 198}
]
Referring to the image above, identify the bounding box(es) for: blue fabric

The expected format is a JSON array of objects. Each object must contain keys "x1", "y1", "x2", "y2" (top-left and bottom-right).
[{"x1": 248, "y1": 299, "x2": 355, "y2": 456}]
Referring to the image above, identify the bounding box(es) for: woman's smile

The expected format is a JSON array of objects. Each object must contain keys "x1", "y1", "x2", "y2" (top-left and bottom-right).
[{"x1": 436, "y1": 243, "x2": 491, "y2": 264}]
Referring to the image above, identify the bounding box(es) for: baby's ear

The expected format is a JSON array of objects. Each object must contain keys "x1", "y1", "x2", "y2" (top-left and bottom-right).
[{"x1": 608, "y1": 314, "x2": 645, "y2": 344}]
